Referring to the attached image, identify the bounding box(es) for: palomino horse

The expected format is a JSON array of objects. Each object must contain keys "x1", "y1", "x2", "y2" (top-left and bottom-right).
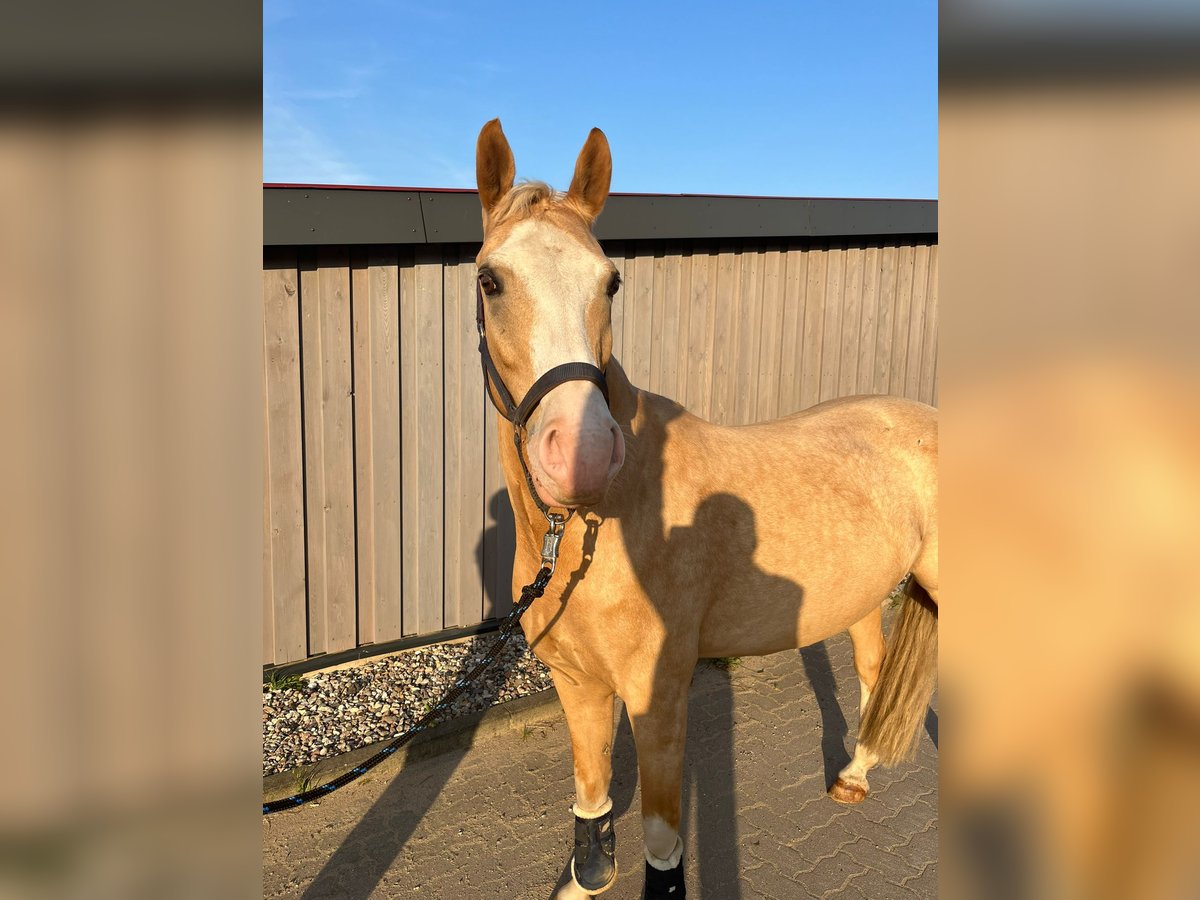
[{"x1": 474, "y1": 119, "x2": 938, "y2": 899}]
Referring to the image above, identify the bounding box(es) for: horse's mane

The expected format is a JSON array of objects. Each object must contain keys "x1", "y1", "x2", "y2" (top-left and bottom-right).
[{"x1": 491, "y1": 180, "x2": 588, "y2": 226}]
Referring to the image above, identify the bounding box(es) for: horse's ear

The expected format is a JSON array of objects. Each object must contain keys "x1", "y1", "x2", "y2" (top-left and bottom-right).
[
  {"x1": 476, "y1": 118, "x2": 515, "y2": 231},
  {"x1": 567, "y1": 127, "x2": 612, "y2": 224}
]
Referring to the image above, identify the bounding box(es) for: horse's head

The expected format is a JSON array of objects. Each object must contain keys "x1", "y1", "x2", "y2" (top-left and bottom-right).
[{"x1": 474, "y1": 118, "x2": 625, "y2": 511}]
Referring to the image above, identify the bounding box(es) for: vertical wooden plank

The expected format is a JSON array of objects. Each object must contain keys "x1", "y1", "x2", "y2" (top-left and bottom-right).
[
  {"x1": 300, "y1": 249, "x2": 357, "y2": 655},
  {"x1": 838, "y1": 245, "x2": 864, "y2": 398},
  {"x1": 904, "y1": 243, "x2": 931, "y2": 401},
  {"x1": 710, "y1": 247, "x2": 741, "y2": 425},
  {"x1": 889, "y1": 243, "x2": 916, "y2": 395},
  {"x1": 658, "y1": 245, "x2": 684, "y2": 403},
  {"x1": 629, "y1": 251, "x2": 655, "y2": 389},
  {"x1": 443, "y1": 249, "x2": 486, "y2": 628},
  {"x1": 799, "y1": 243, "x2": 827, "y2": 411},
  {"x1": 819, "y1": 242, "x2": 845, "y2": 403},
  {"x1": 483, "y1": 411, "x2": 514, "y2": 620},
  {"x1": 684, "y1": 249, "x2": 715, "y2": 418},
  {"x1": 331, "y1": 255, "x2": 359, "y2": 654},
  {"x1": 755, "y1": 245, "x2": 786, "y2": 422},
  {"x1": 856, "y1": 245, "x2": 881, "y2": 395},
  {"x1": 361, "y1": 248, "x2": 402, "y2": 643},
  {"x1": 350, "y1": 252, "x2": 374, "y2": 647},
  {"x1": 298, "y1": 254, "x2": 326, "y2": 654},
  {"x1": 321, "y1": 253, "x2": 357, "y2": 654},
  {"x1": 263, "y1": 387, "x2": 275, "y2": 663},
  {"x1": 403, "y1": 249, "x2": 445, "y2": 636},
  {"x1": 872, "y1": 245, "x2": 899, "y2": 395},
  {"x1": 263, "y1": 259, "x2": 306, "y2": 664},
  {"x1": 733, "y1": 246, "x2": 763, "y2": 424},
  {"x1": 399, "y1": 249, "x2": 420, "y2": 635},
  {"x1": 441, "y1": 255, "x2": 463, "y2": 629},
  {"x1": 648, "y1": 249, "x2": 667, "y2": 396},
  {"x1": 919, "y1": 245, "x2": 939, "y2": 406},
  {"x1": 702, "y1": 251, "x2": 720, "y2": 421},
  {"x1": 677, "y1": 251, "x2": 694, "y2": 404},
  {"x1": 778, "y1": 244, "x2": 808, "y2": 416}
]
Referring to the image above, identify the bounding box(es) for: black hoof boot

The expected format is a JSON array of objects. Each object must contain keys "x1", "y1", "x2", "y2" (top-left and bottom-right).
[
  {"x1": 643, "y1": 855, "x2": 686, "y2": 899},
  {"x1": 571, "y1": 806, "x2": 617, "y2": 894}
]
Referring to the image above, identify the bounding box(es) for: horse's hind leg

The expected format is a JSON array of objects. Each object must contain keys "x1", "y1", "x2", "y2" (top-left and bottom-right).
[
  {"x1": 829, "y1": 606, "x2": 886, "y2": 804},
  {"x1": 832, "y1": 557, "x2": 939, "y2": 806},
  {"x1": 627, "y1": 675, "x2": 690, "y2": 899},
  {"x1": 551, "y1": 669, "x2": 619, "y2": 898},
  {"x1": 849, "y1": 604, "x2": 886, "y2": 715}
]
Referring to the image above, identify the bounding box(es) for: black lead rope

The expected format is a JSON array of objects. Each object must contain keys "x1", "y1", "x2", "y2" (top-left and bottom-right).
[{"x1": 264, "y1": 561, "x2": 556, "y2": 815}]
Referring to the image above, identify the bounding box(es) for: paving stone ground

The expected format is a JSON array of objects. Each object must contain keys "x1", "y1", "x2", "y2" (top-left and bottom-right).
[{"x1": 262, "y1": 625, "x2": 938, "y2": 899}]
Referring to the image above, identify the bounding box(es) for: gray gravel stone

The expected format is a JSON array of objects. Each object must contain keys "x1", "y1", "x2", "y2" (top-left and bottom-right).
[{"x1": 262, "y1": 632, "x2": 553, "y2": 776}]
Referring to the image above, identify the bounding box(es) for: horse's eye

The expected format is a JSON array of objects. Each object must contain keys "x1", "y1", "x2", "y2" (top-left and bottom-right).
[
  {"x1": 606, "y1": 272, "x2": 621, "y2": 298},
  {"x1": 478, "y1": 272, "x2": 500, "y2": 296}
]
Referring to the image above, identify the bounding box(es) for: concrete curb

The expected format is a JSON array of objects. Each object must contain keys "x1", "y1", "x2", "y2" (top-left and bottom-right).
[{"x1": 263, "y1": 687, "x2": 564, "y2": 804}]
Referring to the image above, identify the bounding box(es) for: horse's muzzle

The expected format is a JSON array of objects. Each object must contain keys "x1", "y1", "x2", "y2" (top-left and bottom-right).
[{"x1": 530, "y1": 383, "x2": 624, "y2": 508}]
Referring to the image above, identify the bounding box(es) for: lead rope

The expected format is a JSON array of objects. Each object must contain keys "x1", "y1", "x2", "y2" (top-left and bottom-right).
[{"x1": 263, "y1": 513, "x2": 568, "y2": 815}]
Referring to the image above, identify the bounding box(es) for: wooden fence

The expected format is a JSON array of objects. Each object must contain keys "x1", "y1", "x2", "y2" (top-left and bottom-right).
[{"x1": 263, "y1": 237, "x2": 938, "y2": 666}]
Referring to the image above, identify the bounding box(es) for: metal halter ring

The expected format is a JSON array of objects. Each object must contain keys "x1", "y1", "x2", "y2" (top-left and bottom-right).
[{"x1": 540, "y1": 510, "x2": 571, "y2": 573}]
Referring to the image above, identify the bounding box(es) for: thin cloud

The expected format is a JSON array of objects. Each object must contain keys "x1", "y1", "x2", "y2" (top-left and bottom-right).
[
  {"x1": 280, "y1": 87, "x2": 362, "y2": 101},
  {"x1": 423, "y1": 152, "x2": 473, "y2": 188},
  {"x1": 276, "y1": 63, "x2": 380, "y2": 103},
  {"x1": 263, "y1": 98, "x2": 367, "y2": 184}
]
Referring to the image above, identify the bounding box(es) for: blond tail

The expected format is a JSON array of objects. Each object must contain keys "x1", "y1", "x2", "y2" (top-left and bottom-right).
[{"x1": 857, "y1": 582, "x2": 938, "y2": 765}]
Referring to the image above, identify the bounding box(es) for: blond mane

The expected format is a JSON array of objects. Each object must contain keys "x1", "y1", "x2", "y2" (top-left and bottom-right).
[{"x1": 490, "y1": 180, "x2": 589, "y2": 227}]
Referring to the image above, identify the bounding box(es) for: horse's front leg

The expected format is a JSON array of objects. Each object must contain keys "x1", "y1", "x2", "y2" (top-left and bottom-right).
[
  {"x1": 628, "y1": 675, "x2": 689, "y2": 900},
  {"x1": 549, "y1": 668, "x2": 618, "y2": 898}
]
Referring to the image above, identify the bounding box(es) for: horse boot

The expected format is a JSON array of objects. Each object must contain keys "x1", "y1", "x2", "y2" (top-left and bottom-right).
[
  {"x1": 642, "y1": 837, "x2": 685, "y2": 899},
  {"x1": 571, "y1": 800, "x2": 617, "y2": 894}
]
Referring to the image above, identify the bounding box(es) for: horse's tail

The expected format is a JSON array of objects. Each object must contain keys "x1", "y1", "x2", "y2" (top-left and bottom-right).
[{"x1": 858, "y1": 580, "x2": 938, "y2": 765}]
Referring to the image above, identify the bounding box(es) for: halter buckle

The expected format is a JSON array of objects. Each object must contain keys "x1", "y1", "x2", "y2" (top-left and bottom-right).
[{"x1": 540, "y1": 511, "x2": 569, "y2": 573}]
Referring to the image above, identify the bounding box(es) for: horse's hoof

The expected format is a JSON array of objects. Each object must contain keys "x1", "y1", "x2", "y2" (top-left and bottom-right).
[
  {"x1": 569, "y1": 858, "x2": 617, "y2": 895},
  {"x1": 829, "y1": 777, "x2": 869, "y2": 804}
]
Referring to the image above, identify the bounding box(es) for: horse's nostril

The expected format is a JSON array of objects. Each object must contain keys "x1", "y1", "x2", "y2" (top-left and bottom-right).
[
  {"x1": 609, "y1": 424, "x2": 625, "y2": 470},
  {"x1": 540, "y1": 427, "x2": 566, "y2": 474}
]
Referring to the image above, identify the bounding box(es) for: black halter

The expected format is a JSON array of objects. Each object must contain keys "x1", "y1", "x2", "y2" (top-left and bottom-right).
[{"x1": 476, "y1": 282, "x2": 609, "y2": 519}]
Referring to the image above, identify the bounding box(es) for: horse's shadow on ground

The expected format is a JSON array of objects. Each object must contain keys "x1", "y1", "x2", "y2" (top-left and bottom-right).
[
  {"x1": 297, "y1": 491, "x2": 520, "y2": 900},
  {"x1": 800, "y1": 644, "x2": 853, "y2": 791}
]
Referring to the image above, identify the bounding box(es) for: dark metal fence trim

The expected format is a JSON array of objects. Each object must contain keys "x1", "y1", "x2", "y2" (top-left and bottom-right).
[{"x1": 265, "y1": 186, "x2": 937, "y2": 246}]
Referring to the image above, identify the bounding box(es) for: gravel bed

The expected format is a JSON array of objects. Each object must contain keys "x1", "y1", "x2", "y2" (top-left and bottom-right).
[{"x1": 262, "y1": 632, "x2": 553, "y2": 777}]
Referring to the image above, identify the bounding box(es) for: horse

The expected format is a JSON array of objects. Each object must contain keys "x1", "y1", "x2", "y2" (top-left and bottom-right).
[{"x1": 473, "y1": 118, "x2": 938, "y2": 899}]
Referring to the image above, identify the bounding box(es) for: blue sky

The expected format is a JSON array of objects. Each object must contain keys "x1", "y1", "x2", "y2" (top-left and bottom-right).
[{"x1": 264, "y1": 1, "x2": 937, "y2": 198}]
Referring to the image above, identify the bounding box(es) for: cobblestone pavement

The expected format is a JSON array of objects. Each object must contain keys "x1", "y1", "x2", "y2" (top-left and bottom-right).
[{"x1": 263, "y1": 626, "x2": 938, "y2": 899}]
